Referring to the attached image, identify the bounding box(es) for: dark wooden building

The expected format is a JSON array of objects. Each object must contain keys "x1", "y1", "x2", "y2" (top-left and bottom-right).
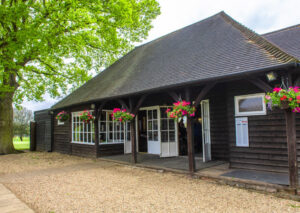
[
  {"x1": 48, "y1": 12, "x2": 300, "y2": 186},
  {"x1": 34, "y1": 110, "x2": 53, "y2": 152}
]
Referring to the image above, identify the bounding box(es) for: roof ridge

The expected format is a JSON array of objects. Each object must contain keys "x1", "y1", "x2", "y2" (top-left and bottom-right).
[
  {"x1": 219, "y1": 12, "x2": 299, "y2": 63},
  {"x1": 262, "y1": 24, "x2": 300, "y2": 36}
]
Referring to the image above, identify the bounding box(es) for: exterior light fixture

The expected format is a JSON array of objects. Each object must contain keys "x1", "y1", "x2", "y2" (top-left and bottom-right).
[
  {"x1": 91, "y1": 104, "x2": 95, "y2": 109},
  {"x1": 266, "y1": 71, "x2": 277, "y2": 82}
]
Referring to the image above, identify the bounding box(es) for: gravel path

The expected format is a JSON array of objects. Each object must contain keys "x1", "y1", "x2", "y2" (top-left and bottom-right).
[{"x1": 0, "y1": 152, "x2": 299, "y2": 213}]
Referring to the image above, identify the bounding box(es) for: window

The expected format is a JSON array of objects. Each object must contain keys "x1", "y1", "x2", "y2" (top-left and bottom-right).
[
  {"x1": 160, "y1": 107, "x2": 176, "y2": 143},
  {"x1": 72, "y1": 111, "x2": 95, "y2": 144},
  {"x1": 147, "y1": 109, "x2": 159, "y2": 141},
  {"x1": 234, "y1": 93, "x2": 266, "y2": 116},
  {"x1": 99, "y1": 110, "x2": 130, "y2": 144}
]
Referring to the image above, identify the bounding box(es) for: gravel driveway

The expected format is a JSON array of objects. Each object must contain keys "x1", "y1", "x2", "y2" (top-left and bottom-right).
[{"x1": 0, "y1": 152, "x2": 299, "y2": 213}]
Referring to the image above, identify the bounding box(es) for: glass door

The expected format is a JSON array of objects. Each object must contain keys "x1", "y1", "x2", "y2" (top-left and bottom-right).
[
  {"x1": 160, "y1": 107, "x2": 178, "y2": 157},
  {"x1": 147, "y1": 108, "x2": 160, "y2": 154}
]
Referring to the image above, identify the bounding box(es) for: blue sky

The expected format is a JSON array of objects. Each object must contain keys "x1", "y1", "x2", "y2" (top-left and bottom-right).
[{"x1": 23, "y1": 0, "x2": 300, "y2": 111}]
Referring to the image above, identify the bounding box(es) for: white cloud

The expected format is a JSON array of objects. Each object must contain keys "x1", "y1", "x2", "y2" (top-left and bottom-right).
[{"x1": 23, "y1": 0, "x2": 300, "y2": 111}]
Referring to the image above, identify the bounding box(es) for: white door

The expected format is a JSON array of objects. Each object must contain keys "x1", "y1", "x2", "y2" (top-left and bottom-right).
[
  {"x1": 201, "y1": 100, "x2": 211, "y2": 162},
  {"x1": 147, "y1": 108, "x2": 160, "y2": 154},
  {"x1": 160, "y1": 107, "x2": 178, "y2": 157}
]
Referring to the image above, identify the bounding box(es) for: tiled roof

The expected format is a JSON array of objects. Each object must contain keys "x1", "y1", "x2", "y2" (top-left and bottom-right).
[
  {"x1": 52, "y1": 12, "x2": 299, "y2": 109},
  {"x1": 263, "y1": 24, "x2": 300, "y2": 59}
]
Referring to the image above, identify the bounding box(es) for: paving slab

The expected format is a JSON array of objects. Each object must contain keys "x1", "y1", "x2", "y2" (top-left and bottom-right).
[{"x1": 0, "y1": 184, "x2": 34, "y2": 213}]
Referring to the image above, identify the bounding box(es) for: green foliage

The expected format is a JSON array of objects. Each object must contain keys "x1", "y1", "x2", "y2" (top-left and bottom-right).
[
  {"x1": 166, "y1": 101, "x2": 196, "y2": 121},
  {"x1": 79, "y1": 110, "x2": 94, "y2": 123},
  {"x1": 13, "y1": 107, "x2": 33, "y2": 139},
  {"x1": 112, "y1": 108, "x2": 134, "y2": 122},
  {"x1": 0, "y1": 0, "x2": 160, "y2": 104},
  {"x1": 56, "y1": 110, "x2": 69, "y2": 122},
  {"x1": 265, "y1": 87, "x2": 300, "y2": 112}
]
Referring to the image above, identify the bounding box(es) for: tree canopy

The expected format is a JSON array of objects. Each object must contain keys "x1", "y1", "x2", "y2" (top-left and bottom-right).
[
  {"x1": 0, "y1": 0, "x2": 160, "y2": 104},
  {"x1": 0, "y1": 0, "x2": 160, "y2": 154}
]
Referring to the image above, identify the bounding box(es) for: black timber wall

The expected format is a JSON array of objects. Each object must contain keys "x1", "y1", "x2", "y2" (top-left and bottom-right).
[
  {"x1": 34, "y1": 110, "x2": 52, "y2": 152},
  {"x1": 225, "y1": 80, "x2": 300, "y2": 173},
  {"x1": 206, "y1": 84, "x2": 229, "y2": 161},
  {"x1": 53, "y1": 104, "x2": 123, "y2": 157}
]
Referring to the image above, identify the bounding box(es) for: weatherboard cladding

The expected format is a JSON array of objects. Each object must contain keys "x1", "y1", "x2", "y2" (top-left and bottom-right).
[
  {"x1": 263, "y1": 24, "x2": 300, "y2": 60},
  {"x1": 52, "y1": 12, "x2": 298, "y2": 110}
]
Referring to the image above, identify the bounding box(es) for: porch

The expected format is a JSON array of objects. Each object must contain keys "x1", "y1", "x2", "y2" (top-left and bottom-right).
[{"x1": 101, "y1": 153, "x2": 294, "y2": 187}]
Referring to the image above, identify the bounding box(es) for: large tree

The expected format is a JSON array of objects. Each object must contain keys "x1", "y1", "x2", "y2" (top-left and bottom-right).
[{"x1": 0, "y1": 0, "x2": 160, "y2": 154}]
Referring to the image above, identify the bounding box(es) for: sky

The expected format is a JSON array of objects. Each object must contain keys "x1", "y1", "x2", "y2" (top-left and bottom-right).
[{"x1": 23, "y1": 0, "x2": 300, "y2": 111}]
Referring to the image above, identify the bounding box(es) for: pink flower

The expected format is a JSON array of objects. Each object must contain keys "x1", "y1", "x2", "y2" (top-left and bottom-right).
[
  {"x1": 182, "y1": 110, "x2": 187, "y2": 115},
  {"x1": 130, "y1": 113, "x2": 135, "y2": 117},
  {"x1": 166, "y1": 108, "x2": 171, "y2": 113},
  {"x1": 113, "y1": 108, "x2": 121, "y2": 113},
  {"x1": 190, "y1": 113, "x2": 195, "y2": 117},
  {"x1": 265, "y1": 95, "x2": 271, "y2": 100},
  {"x1": 297, "y1": 96, "x2": 300, "y2": 100},
  {"x1": 273, "y1": 88, "x2": 282, "y2": 93},
  {"x1": 122, "y1": 109, "x2": 126, "y2": 112}
]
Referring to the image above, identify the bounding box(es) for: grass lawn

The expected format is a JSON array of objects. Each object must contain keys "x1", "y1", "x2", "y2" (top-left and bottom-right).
[{"x1": 13, "y1": 137, "x2": 30, "y2": 150}]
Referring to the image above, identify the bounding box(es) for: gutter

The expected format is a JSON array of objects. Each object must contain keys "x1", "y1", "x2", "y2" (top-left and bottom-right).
[{"x1": 51, "y1": 62, "x2": 300, "y2": 111}]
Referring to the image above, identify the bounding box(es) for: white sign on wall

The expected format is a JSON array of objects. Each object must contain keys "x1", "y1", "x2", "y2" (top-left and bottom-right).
[{"x1": 235, "y1": 117, "x2": 249, "y2": 147}]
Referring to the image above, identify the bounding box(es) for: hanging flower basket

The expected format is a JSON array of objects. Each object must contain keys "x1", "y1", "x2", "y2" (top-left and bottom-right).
[
  {"x1": 111, "y1": 108, "x2": 135, "y2": 123},
  {"x1": 56, "y1": 111, "x2": 69, "y2": 122},
  {"x1": 265, "y1": 87, "x2": 300, "y2": 112},
  {"x1": 79, "y1": 110, "x2": 95, "y2": 123},
  {"x1": 166, "y1": 100, "x2": 196, "y2": 121}
]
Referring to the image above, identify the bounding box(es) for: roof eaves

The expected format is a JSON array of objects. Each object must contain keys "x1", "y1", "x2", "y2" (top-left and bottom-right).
[{"x1": 220, "y1": 12, "x2": 299, "y2": 63}]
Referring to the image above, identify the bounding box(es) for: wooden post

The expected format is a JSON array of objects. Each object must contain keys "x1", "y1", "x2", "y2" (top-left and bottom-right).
[
  {"x1": 30, "y1": 121, "x2": 36, "y2": 151},
  {"x1": 130, "y1": 119, "x2": 137, "y2": 163},
  {"x1": 187, "y1": 117, "x2": 195, "y2": 173},
  {"x1": 94, "y1": 106, "x2": 99, "y2": 158},
  {"x1": 284, "y1": 109, "x2": 299, "y2": 188}
]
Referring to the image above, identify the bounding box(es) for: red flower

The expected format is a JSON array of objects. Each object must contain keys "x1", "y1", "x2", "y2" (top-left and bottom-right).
[
  {"x1": 289, "y1": 98, "x2": 293, "y2": 101},
  {"x1": 280, "y1": 95, "x2": 287, "y2": 101}
]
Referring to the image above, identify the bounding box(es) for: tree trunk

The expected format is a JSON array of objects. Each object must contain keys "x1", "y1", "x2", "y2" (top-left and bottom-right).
[{"x1": 0, "y1": 94, "x2": 16, "y2": 154}]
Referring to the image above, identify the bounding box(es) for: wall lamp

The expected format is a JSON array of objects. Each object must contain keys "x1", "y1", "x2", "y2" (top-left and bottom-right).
[{"x1": 265, "y1": 71, "x2": 278, "y2": 82}]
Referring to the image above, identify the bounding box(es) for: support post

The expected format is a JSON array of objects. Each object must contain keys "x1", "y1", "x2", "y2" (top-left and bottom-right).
[
  {"x1": 284, "y1": 109, "x2": 299, "y2": 188},
  {"x1": 94, "y1": 106, "x2": 99, "y2": 158},
  {"x1": 187, "y1": 117, "x2": 195, "y2": 173},
  {"x1": 130, "y1": 119, "x2": 137, "y2": 163}
]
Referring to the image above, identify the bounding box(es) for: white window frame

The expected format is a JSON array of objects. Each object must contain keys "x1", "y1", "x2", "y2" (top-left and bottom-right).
[
  {"x1": 71, "y1": 111, "x2": 95, "y2": 145},
  {"x1": 160, "y1": 106, "x2": 176, "y2": 143},
  {"x1": 98, "y1": 110, "x2": 130, "y2": 145},
  {"x1": 234, "y1": 93, "x2": 266, "y2": 116}
]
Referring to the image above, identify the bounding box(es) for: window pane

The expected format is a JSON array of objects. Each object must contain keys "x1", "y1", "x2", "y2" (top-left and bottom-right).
[
  {"x1": 238, "y1": 97, "x2": 263, "y2": 112},
  {"x1": 161, "y1": 131, "x2": 168, "y2": 142},
  {"x1": 160, "y1": 108, "x2": 167, "y2": 118},
  {"x1": 100, "y1": 133, "x2": 106, "y2": 142},
  {"x1": 100, "y1": 111, "x2": 106, "y2": 121},
  {"x1": 148, "y1": 121, "x2": 152, "y2": 130},
  {"x1": 108, "y1": 112, "x2": 113, "y2": 121},
  {"x1": 109, "y1": 122, "x2": 113, "y2": 131},
  {"x1": 153, "y1": 110, "x2": 157, "y2": 119},
  {"x1": 127, "y1": 132, "x2": 130, "y2": 141},
  {"x1": 169, "y1": 131, "x2": 175, "y2": 141},
  {"x1": 169, "y1": 119, "x2": 175, "y2": 130},
  {"x1": 148, "y1": 131, "x2": 153, "y2": 140},
  {"x1": 153, "y1": 120, "x2": 158, "y2": 130},
  {"x1": 148, "y1": 110, "x2": 152, "y2": 119},
  {"x1": 153, "y1": 131, "x2": 158, "y2": 141},
  {"x1": 100, "y1": 122, "x2": 106, "y2": 132},
  {"x1": 161, "y1": 119, "x2": 168, "y2": 130}
]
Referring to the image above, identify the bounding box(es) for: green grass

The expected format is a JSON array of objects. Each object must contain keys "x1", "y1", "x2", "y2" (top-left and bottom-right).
[{"x1": 13, "y1": 137, "x2": 30, "y2": 150}]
